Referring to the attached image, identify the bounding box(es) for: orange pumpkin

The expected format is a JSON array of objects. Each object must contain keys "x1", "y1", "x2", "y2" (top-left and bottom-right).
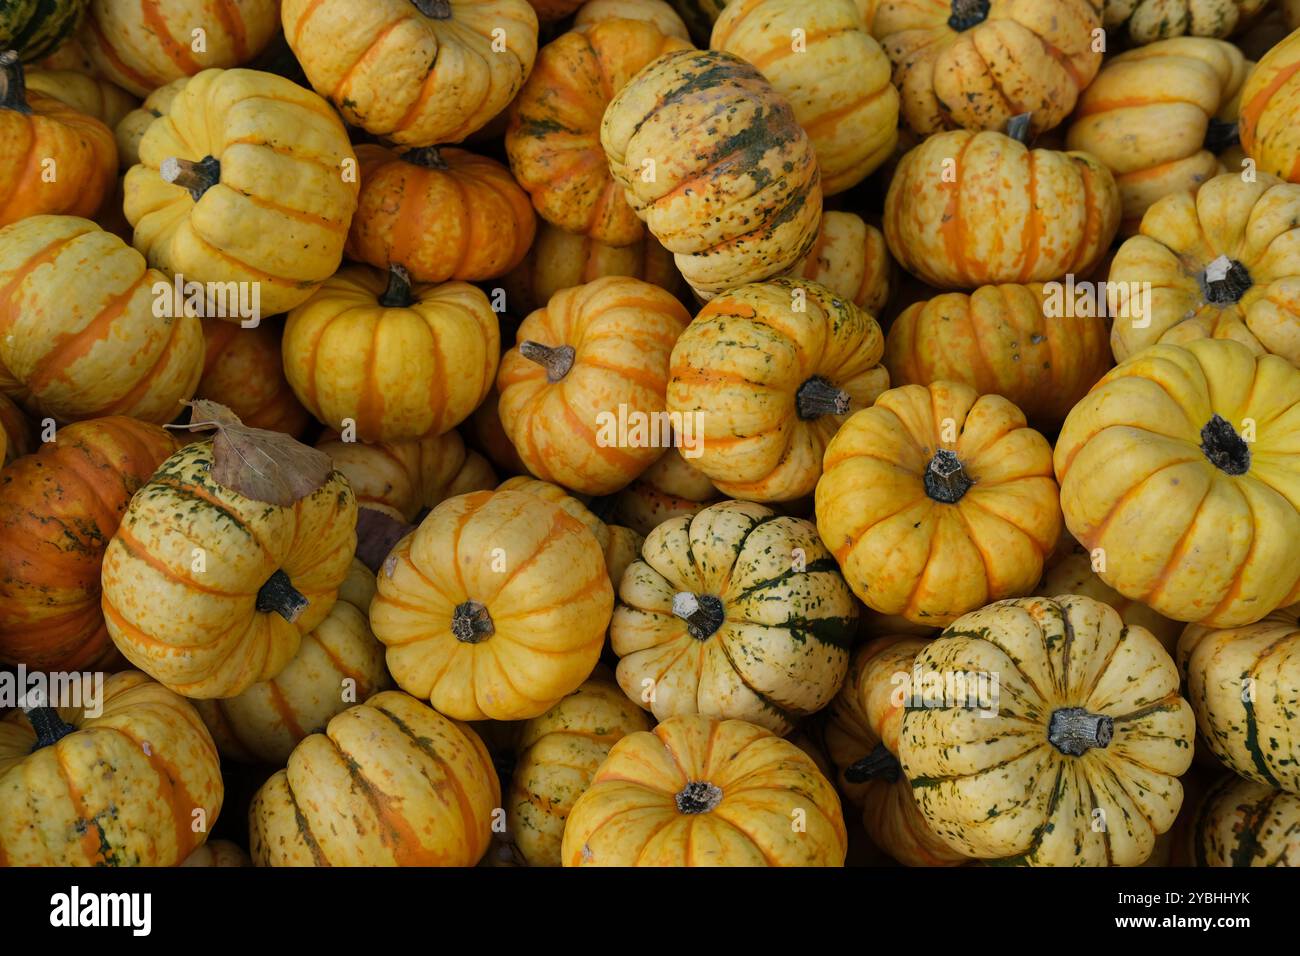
[
  {"x1": 1240, "y1": 26, "x2": 1300, "y2": 182},
  {"x1": 608, "y1": 448, "x2": 720, "y2": 535},
  {"x1": 574, "y1": 0, "x2": 691, "y2": 38},
  {"x1": 197, "y1": 319, "x2": 311, "y2": 438}
]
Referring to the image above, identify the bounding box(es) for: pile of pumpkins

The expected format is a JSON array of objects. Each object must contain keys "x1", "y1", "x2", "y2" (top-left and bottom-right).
[{"x1": 1, "y1": 0, "x2": 1298, "y2": 868}]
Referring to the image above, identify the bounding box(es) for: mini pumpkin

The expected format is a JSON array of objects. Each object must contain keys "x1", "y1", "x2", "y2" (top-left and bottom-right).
[
  {"x1": 601, "y1": 49, "x2": 822, "y2": 297},
  {"x1": 249, "y1": 690, "x2": 499, "y2": 866},
  {"x1": 198, "y1": 319, "x2": 311, "y2": 438},
  {"x1": 667, "y1": 277, "x2": 889, "y2": 502},
  {"x1": 281, "y1": 0, "x2": 539, "y2": 146},
  {"x1": 1190, "y1": 773, "x2": 1300, "y2": 866},
  {"x1": 113, "y1": 76, "x2": 186, "y2": 170},
  {"x1": 562, "y1": 714, "x2": 847, "y2": 866},
  {"x1": 23, "y1": 67, "x2": 136, "y2": 128},
  {"x1": 899, "y1": 595, "x2": 1195, "y2": 866},
  {"x1": 181, "y1": 840, "x2": 250, "y2": 867},
  {"x1": 1104, "y1": 0, "x2": 1270, "y2": 44},
  {"x1": 1, "y1": 0, "x2": 85, "y2": 62},
  {"x1": 786, "y1": 212, "x2": 894, "y2": 316},
  {"x1": 607, "y1": 448, "x2": 720, "y2": 536},
  {"x1": 574, "y1": 0, "x2": 691, "y2": 38},
  {"x1": 1055, "y1": 339, "x2": 1300, "y2": 627},
  {"x1": 816, "y1": 380, "x2": 1062, "y2": 626},
  {"x1": 1240, "y1": 27, "x2": 1300, "y2": 183},
  {"x1": 497, "y1": 276, "x2": 690, "y2": 496}
]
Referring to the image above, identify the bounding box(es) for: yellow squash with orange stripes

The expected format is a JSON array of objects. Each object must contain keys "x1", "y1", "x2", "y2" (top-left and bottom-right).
[
  {"x1": 198, "y1": 318, "x2": 311, "y2": 438},
  {"x1": 786, "y1": 212, "x2": 894, "y2": 315},
  {"x1": 1240, "y1": 27, "x2": 1300, "y2": 183}
]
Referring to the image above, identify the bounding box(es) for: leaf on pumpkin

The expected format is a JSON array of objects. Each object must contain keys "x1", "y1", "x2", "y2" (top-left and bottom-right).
[{"x1": 168, "y1": 400, "x2": 335, "y2": 506}]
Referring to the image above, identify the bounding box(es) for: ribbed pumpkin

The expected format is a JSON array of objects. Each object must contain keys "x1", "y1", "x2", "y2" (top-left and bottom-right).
[
  {"x1": 884, "y1": 283, "x2": 1112, "y2": 431},
  {"x1": 181, "y1": 839, "x2": 250, "y2": 866},
  {"x1": 195, "y1": 561, "x2": 391, "y2": 766},
  {"x1": 1109, "y1": 172, "x2": 1300, "y2": 367},
  {"x1": 0, "y1": 393, "x2": 32, "y2": 465},
  {"x1": 507, "y1": 678, "x2": 652, "y2": 866},
  {"x1": 506, "y1": 18, "x2": 692, "y2": 246},
  {"x1": 607, "y1": 447, "x2": 719, "y2": 536},
  {"x1": 283, "y1": 265, "x2": 500, "y2": 443},
  {"x1": 81, "y1": 0, "x2": 280, "y2": 96},
  {"x1": 0, "y1": 53, "x2": 116, "y2": 227},
  {"x1": 667, "y1": 278, "x2": 888, "y2": 502},
  {"x1": 711, "y1": 0, "x2": 898, "y2": 195},
  {"x1": 1104, "y1": 0, "x2": 1270, "y2": 44},
  {"x1": 884, "y1": 123, "x2": 1121, "y2": 289},
  {"x1": 0, "y1": 671, "x2": 223, "y2": 866},
  {"x1": 369, "y1": 489, "x2": 613, "y2": 721},
  {"x1": 601, "y1": 49, "x2": 822, "y2": 298},
  {"x1": 899, "y1": 595, "x2": 1195, "y2": 866},
  {"x1": 1178, "y1": 605, "x2": 1300, "y2": 793},
  {"x1": 786, "y1": 212, "x2": 893, "y2": 316},
  {"x1": 249, "y1": 690, "x2": 499, "y2": 866},
  {"x1": 1065, "y1": 37, "x2": 1249, "y2": 231},
  {"x1": 113, "y1": 76, "x2": 185, "y2": 170},
  {"x1": 101, "y1": 433, "x2": 358, "y2": 699},
  {"x1": 0, "y1": 0, "x2": 87, "y2": 62},
  {"x1": 24, "y1": 67, "x2": 136, "y2": 128},
  {"x1": 198, "y1": 319, "x2": 311, "y2": 438},
  {"x1": 1190, "y1": 774, "x2": 1300, "y2": 866},
  {"x1": 873, "y1": 0, "x2": 1102, "y2": 137},
  {"x1": 1240, "y1": 27, "x2": 1300, "y2": 183},
  {"x1": 562, "y1": 714, "x2": 847, "y2": 866},
  {"x1": 347, "y1": 144, "x2": 535, "y2": 284},
  {"x1": 817, "y1": 381, "x2": 1062, "y2": 626},
  {"x1": 0, "y1": 417, "x2": 176, "y2": 671},
  {"x1": 0, "y1": 215, "x2": 203, "y2": 424},
  {"x1": 1055, "y1": 339, "x2": 1300, "y2": 627},
  {"x1": 281, "y1": 0, "x2": 538, "y2": 147},
  {"x1": 501, "y1": 221, "x2": 681, "y2": 317},
  {"x1": 496, "y1": 276, "x2": 690, "y2": 496},
  {"x1": 122, "y1": 67, "x2": 359, "y2": 316},
  {"x1": 575, "y1": 0, "x2": 691, "y2": 38},
  {"x1": 611, "y1": 500, "x2": 856, "y2": 733}
]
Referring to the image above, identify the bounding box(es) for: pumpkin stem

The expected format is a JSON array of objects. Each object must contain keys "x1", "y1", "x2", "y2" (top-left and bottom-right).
[
  {"x1": 795, "y1": 376, "x2": 851, "y2": 420},
  {"x1": 0, "y1": 51, "x2": 32, "y2": 114},
  {"x1": 410, "y1": 0, "x2": 453, "y2": 18},
  {"x1": 1048, "y1": 707, "x2": 1114, "y2": 756},
  {"x1": 843, "y1": 742, "x2": 902, "y2": 784},
  {"x1": 452, "y1": 600, "x2": 495, "y2": 643},
  {"x1": 1200, "y1": 413, "x2": 1251, "y2": 476},
  {"x1": 402, "y1": 145, "x2": 449, "y2": 170},
  {"x1": 519, "y1": 341, "x2": 577, "y2": 383},
  {"x1": 672, "y1": 591, "x2": 725, "y2": 640},
  {"x1": 1203, "y1": 119, "x2": 1240, "y2": 154},
  {"x1": 1004, "y1": 112, "x2": 1033, "y2": 145},
  {"x1": 948, "y1": 0, "x2": 991, "y2": 31},
  {"x1": 256, "y1": 569, "x2": 309, "y2": 623},
  {"x1": 1199, "y1": 254, "x2": 1253, "y2": 305},
  {"x1": 378, "y1": 263, "x2": 416, "y2": 308},
  {"x1": 675, "y1": 780, "x2": 723, "y2": 815},
  {"x1": 23, "y1": 704, "x2": 76, "y2": 752},
  {"x1": 923, "y1": 448, "x2": 973, "y2": 503},
  {"x1": 161, "y1": 155, "x2": 222, "y2": 202}
]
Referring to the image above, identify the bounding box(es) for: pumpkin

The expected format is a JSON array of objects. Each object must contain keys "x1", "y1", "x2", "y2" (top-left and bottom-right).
[
  {"x1": 1065, "y1": 38, "x2": 1249, "y2": 232},
  {"x1": 501, "y1": 221, "x2": 682, "y2": 317},
  {"x1": 1109, "y1": 172, "x2": 1300, "y2": 367},
  {"x1": 1055, "y1": 339, "x2": 1300, "y2": 627},
  {"x1": 899, "y1": 595, "x2": 1195, "y2": 866},
  {"x1": 101, "y1": 411, "x2": 359, "y2": 698},
  {"x1": 562, "y1": 713, "x2": 848, "y2": 866},
  {"x1": 1103, "y1": 0, "x2": 1270, "y2": 44},
  {"x1": 281, "y1": 0, "x2": 539, "y2": 147},
  {"x1": 1190, "y1": 773, "x2": 1300, "y2": 865},
  {"x1": 1178, "y1": 604, "x2": 1300, "y2": 793},
  {"x1": 81, "y1": 0, "x2": 280, "y2": 97},
  {"x1": 249, "y1": 690, "x2": 499, "y2": 866},
  {"x1": 667, "y1": 278, "x2": 888, "y2": 502},
  {"x1": 497, "y1": 276, "x2": 690, "y2": 496},
  {"x1": 194, "y1": 560, "x2": 391, "y2": 766},
  {"x1": 0, "y1": 393, "x2": 32, "y2": 465},
  {"x1": 198, "y1": 319, "x2": 310, "y2": 439},
  {"x1": 113, "y1": 76, "x2": 185, "y2": 170},
  {"x1": 319, "y1": 430, "x2": 497, "y2": 524},
  {"x1": 575, "y1": 0, "x2": 691, "y2": 39},
  {"x1": 607, "y1": 447, "x2": 720, "y2": 536},
  {"x1": 369, "y1": 489, "x2": 613, "y2": 721},
  {"x1": 611, "y1": 500, "x2": 856, "y2": 732},
  {"x1": 1240, "y1": 28, "x2": 1300, "y2": 183},
  {"x1": 0, "y1": 215, "x2": 204, "y2": 423},
  {"x1": 884, "y1": 283, "x2": 1113, "y2": 431},
  {"x1": 601, "y1": 49, "x2": 823, "y2": 298},
  {"x1": 527, "y1": 0, "x2": 584, "y2": 19},
  {"x1": 0, "y1": 670, "x2": 223, "y2": 866},
  {"x1": 347, "y1": 144, "x2": 535, "y2": 284},
  {"x1": 122, "y1": 67, "x2": 359, "y2": 317},
  {"x1": 283, "y1": 265, "x2": 500, "y2": 443},
  {"x1": 506, "y1": 19, "x2": 692, "y2": 246},
  {"x1": 24, "y1": 67, "x2": 136, "y2": 129},
  {"x1": 787, "y1": 212, "x2": 894, "y2": 316},
  {"x1": 872, "y1": 0, "x2": 1103, "y2": 137},
  {"x1": 0, "y1": 416, "x2": 177, "y2": 671},
  {"x1": 817, "y1": 380, "x2": 1062, "y2": 626},
  {"x1": 181, "y1": 839, "x2": 250, "y2": 866},
  {"x1": 0, "y1": 0, "x2": 86, "y2": 62},
  {"x1": 711, "y1": 0, "x2": 898, "y2": 195},
  {"x1": 508, "y1": 677, "x2": 653, "y2": 866},
  {"x1": 884, "y1": 121, "x2": 1121, "y2": 289},
  {"x1": 469, "y1": 385, "x2": 530, "y2": 475},
  {"x1": 0, "y1": 53, "x2": 116, "y2": 227}
]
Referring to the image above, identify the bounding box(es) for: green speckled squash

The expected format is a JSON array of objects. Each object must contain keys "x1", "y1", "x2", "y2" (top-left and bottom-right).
[
  {"x1": 1192, "y1": 773, "x2": 1300, "y2": 866},
  {"x1": 0, "y1": 0, "x2": 86, "y2": 62}
]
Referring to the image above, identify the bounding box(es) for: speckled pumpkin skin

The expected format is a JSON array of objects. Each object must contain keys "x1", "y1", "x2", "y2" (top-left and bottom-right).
[
  {"x1": 787, "y1": 212, "x2": 894, "y2": 316},
  {"x1": 1241, "y1": 28, "x2": 1300, "y2": 184},
  {"x1": 899, "y1": 595, "x2": 1195, "y2": 866},
  {"x1": 1191, "y1": 774, "x2": 1300, "y2": 865},
  {"x1": 1104, "y1": 0, "x2": 1269, "y2": 44},
  {"x1": 608, "y1": 448, "x2": 720, "y2": 536},
  {"x1": 198, "y1": 318, "x2": 311, "y2": 438}
]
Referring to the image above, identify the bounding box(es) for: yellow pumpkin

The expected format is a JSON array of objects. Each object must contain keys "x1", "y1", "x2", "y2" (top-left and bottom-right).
[
  {"x1": 23, "y1": 66, "x2": 136, "y2": 128},
  {"x1": 198, "y1": 318, "x2": 311, "y2": 438},
  {"x1": 369, "y1": 489, "x2": 613, "y2": 721},
  {"x1": 249, "y1": 690, "x2": 499, "y2": 866},
  {"x1": 1104, "y1": 0, "x2": 1271, "y2": 44},
  {"x1": 574, "y1": 0, "x2": 691, "y2": 38},
  {"x1": 786, "y1": 212, "x2": 894, "y2": 316},
  {"x1": 113, "y1": 76, "x2": 186, "y2": 170},
  {"x1": 1240, "y1": 27, "x2": 1300, "y2": 183},
  {"x1": 283, "y1": 265, "x2": 500, "y2": 443},
  {"x1": 562, "y1": 714, "x2": 847, "y2": 866},
  {"x1": 1055, "y1": 339, "x2": 1300, "y2": 627},
  {"x1": 1190, "y1": 773, "x2": 1300, "y2": 865},
  {"x1": 608, "y1": 448, "x2": 720, "y2": 536},
  {"x1": 667, "y1": 278, "x2": 889, "y2": 502}
]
